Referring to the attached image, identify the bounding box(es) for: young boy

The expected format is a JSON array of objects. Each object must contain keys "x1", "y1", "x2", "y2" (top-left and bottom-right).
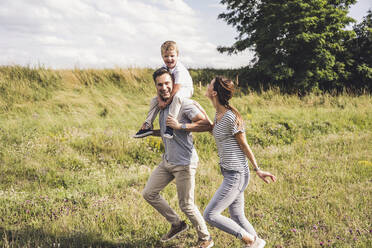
[{"x1": 134, "y1": 41, "x2": 194, "y2": 139}]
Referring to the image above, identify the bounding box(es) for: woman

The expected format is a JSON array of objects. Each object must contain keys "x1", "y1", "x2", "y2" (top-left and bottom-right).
[{"x1": 203, "y1": 76, "x2": 276, "y2": 248}]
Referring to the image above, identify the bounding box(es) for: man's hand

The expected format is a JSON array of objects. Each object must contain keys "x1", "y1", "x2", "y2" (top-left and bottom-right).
[
  {"x1": 166, "y1": 116, "x2": 181, "y2": 130},
  {"x1": 166, "y1": 114, "x2": 212, "y2": 132}
]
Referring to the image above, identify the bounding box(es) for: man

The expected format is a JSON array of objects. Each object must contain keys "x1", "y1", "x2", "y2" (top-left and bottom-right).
[{"x1": 142, "y1": 68, "x2": 214, "y2": 248}]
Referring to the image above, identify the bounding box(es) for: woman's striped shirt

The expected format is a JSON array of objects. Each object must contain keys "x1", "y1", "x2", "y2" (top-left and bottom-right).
[{"x1": 212, "y1": 110, "x2": 248, "y2": 172}]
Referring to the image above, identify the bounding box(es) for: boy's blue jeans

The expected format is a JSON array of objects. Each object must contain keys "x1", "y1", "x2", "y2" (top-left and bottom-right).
[{"x1": 203, "y1": 167, "x2": 257, "y2": 239}]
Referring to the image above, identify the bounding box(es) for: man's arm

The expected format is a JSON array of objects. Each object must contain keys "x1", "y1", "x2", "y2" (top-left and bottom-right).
[{"x1": 166, "y1": 113, "x2": 213, "y2": 132}]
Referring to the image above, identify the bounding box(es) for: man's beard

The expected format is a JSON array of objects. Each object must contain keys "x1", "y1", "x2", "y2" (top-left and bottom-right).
[{"x1": 159, "y1": 95, "x2": 169, "y2": 101}]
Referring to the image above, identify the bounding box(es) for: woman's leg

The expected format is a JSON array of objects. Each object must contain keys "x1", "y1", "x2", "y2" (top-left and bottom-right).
[
  {"x1": 229, "y1": 184, "x2": 257, "y2": 237},
  {"x1": 203, "y1": 169, "x2": 255, "y2": 240}
]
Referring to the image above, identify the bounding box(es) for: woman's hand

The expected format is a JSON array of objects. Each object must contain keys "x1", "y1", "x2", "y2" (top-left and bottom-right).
[
  {"x1": 166, "y1": 116, "x2": 181, "y2": 130},
  {"x1": 256, "y1": 170, "x2": 276, "y2": 184}
]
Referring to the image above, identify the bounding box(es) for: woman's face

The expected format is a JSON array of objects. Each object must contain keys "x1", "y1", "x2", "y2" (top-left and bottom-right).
[{"x1": 205, "y1": 78, "x2": 216, "y2": 99}]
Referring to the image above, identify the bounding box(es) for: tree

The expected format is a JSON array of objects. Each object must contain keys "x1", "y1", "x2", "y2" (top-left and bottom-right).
[
  {"x1": 345, "y1": 10, "x2": 372, "y2": 92},
  {"x1": 218, "y1": 0, "x2": 356, "y2": 94}
]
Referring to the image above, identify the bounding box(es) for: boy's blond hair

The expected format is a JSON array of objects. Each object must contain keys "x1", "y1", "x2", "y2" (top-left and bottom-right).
[{"x1": 161, "y1": 41, "x2": 179, "y2": 56}]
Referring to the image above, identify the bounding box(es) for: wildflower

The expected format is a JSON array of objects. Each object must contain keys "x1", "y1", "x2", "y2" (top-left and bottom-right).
[
  {"x1": 313, "y1": 225, "x2": 318, "y2": 230},
  {"x1": 320, "y1": 241, "x2": 324, "y2": 246},
  {"x1": 291, "y1": 228, "x2": 297, "y2": 233},
  {"x1": 357, "y1": 160, "x2": 372, "y2": 166}
]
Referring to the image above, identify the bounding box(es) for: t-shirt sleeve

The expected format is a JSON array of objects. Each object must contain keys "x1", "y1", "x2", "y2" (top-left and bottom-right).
[
  {"x1": 183, "y1": 101, "x2": 202, "y2": 121},
  {"x1": 227, "y1": 111, "x2": 244, "y2": 135}
]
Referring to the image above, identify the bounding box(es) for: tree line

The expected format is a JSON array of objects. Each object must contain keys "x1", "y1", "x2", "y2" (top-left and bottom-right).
[{"x1": 216, "y1": 0, "x2": 371, "y2": 94}]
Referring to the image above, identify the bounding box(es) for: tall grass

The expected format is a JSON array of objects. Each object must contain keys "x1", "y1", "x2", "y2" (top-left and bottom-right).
[{"x1": 0, "y1": 66, "x2": 371, "y2": 247}]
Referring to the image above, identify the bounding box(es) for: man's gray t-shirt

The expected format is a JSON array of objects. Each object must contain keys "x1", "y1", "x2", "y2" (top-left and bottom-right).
[{"x1": 159, "y1": 99, "x2": 201, "y2": 166}]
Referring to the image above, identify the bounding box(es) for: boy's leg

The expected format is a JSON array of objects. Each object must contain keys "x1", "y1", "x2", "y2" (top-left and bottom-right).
[
  {"x1": 142, "y1": 160, "x2": 181, "y2": 225},
  {"x1": 134, "y1": 96, "x2": 159, "y2": 138},
  {"x1": 164, "y1": 93, "x2": 183, "y2": 139},
  {"x1": 144, "y1": 96, "x2": 160, "y2": 129},
  {"x1": 168, "y1": 93, "x2": 183, "y2": 119},
  {"x1": 171, "y1": 162, "x2": 211, "y2": 241}
]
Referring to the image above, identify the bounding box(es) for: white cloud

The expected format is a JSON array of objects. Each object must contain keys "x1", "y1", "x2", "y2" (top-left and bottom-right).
[
  {"x1": 0, "y1": 0, "x2": 252, "y2": 69},
  {"x1": 1, "y1": 0, "x2": 370, "y2": 69}
]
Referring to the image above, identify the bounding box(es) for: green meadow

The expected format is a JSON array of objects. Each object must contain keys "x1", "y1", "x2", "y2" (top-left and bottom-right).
[{"x1": 0, "y1": 66, "x2": 371, "y2": 247}]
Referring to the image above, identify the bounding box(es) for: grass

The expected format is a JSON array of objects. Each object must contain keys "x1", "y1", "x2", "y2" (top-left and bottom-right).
[{"x1": 0, "y1": 66, "x2": 371, "y2": 247}]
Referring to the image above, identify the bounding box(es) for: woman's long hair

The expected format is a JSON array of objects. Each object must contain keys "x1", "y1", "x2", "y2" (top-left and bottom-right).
[{"x1": 213, "y1": 76, "x2": 243, "y2": 129}]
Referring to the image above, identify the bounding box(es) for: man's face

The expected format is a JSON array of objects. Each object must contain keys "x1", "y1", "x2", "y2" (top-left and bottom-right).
[
  {"x1": 155, "y1": 73, "x2": 173, "y2": 100},
  {"x1": 162, "y1": 50, "x2": 178, "y2": 69}
]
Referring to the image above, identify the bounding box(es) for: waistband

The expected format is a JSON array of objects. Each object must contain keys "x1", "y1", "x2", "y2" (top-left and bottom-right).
[{"x1": 220, "y1": 164, "x2": 249, "y2": 174}]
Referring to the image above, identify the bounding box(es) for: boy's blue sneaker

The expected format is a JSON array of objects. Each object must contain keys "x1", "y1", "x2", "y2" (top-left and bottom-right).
[
  {"x1": 163, "y1": 126, "x2": 173, "y2": 139},
  {"x1": 133, "y1": 128, "x2": 153, "y2": 138}
]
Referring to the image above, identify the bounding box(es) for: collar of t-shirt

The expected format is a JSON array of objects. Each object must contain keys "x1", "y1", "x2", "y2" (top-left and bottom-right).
[{"x1": 163, "y1": 62, "x2": 177, "y2": 74}]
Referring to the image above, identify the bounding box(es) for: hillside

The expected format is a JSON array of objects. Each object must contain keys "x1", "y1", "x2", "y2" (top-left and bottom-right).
[{"x1": 0, "y1": 66, "x2": 371, "y2": 247}]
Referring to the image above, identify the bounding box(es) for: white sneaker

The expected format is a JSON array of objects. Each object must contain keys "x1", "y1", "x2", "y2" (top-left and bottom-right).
[{"x1": 245, "y1": 237, "x2": 266, "y2": 248}]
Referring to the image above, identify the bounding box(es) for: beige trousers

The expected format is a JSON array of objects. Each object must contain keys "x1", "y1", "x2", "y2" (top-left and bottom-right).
[{"x1": 142, "y1": 159, "x2": 210, "y2": 240}]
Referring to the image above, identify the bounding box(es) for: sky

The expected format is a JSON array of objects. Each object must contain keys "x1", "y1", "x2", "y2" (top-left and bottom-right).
[{"x1": 0, "y1": 0, "x2": 371, "y2": 69}]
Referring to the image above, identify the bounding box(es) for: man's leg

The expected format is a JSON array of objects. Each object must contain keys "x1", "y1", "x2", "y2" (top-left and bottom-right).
[
  {"x1": 142, "y1": 160, "x2": 181, "y2": 225},
  {"x1": 171, "y1": 162, "x2": 210, "y2": 241}
]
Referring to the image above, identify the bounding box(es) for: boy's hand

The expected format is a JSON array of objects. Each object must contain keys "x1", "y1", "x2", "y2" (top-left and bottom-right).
[{"x1": 141, "y1": 123, "x2": 148, "y2": 130}]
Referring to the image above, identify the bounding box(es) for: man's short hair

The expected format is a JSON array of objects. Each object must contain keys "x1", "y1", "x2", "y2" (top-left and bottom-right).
[
  {"x1": 161, "y1": 41, "x2": 179, "y2": 56},
  {"x1": 152, "y1": 68, "x2": 175, "y2": 84}
]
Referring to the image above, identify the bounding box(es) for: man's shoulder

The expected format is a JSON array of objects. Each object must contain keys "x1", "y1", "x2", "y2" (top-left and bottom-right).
[
  {"x1": 181, "y1": 98, "x2": 195, "y2": 106},
  {"x1": 180, "y1": 99, "x2": 201, "y2": 113}
]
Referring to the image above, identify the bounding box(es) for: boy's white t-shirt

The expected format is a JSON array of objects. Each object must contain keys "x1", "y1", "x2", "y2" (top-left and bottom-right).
[{"x1": 164, "y1": 61, "x2": 193, "y2": 98}]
